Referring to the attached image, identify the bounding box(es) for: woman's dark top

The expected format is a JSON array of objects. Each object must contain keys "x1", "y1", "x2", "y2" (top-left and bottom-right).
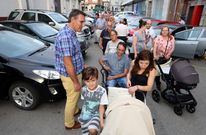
[{"x1": 131, "y1": 74, "x2": 148, "y2": 102}]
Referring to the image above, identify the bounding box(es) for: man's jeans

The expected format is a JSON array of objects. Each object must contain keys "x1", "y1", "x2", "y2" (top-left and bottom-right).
[{"x1": 107, "y1": 77, "x2": 127, "y2": 88}]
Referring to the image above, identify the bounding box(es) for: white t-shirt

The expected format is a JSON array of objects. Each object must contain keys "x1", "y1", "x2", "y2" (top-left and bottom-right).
[
  {"x1": 105, "y1": 39, "x2": 124, "y2": 54},
  {"x1": 145, "y1": 27, "x2": 156, "y2": 50},
  {"x1": 145, "y1": 27, "x2": 156, "y2": 38},
  {"x1": 179, "y1": 20, "x2": 185, "y2": 25},
  {"x1": 115, "y1": 23, "x2": 128, "y2": 37}
]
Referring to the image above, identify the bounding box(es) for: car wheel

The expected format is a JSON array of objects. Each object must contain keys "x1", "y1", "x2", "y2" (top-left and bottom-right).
[{"x1": 9, "y1": 82, "x2": 40, "y2": 110}]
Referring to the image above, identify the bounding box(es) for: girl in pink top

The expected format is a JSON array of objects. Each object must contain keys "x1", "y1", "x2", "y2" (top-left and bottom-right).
[{"x1": 153, "y1": 26, "x2": 175, "y2": 60}]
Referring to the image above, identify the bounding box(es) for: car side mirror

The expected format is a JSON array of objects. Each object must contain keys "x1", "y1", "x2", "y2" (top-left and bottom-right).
[{"x1": 49, "y1": 22, "x2": 55, "y2": 26}]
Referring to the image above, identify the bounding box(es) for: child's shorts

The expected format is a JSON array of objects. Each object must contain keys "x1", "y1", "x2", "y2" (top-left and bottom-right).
[{"x1": 80, "y1": 116, "x2": 100, "y2": 135}]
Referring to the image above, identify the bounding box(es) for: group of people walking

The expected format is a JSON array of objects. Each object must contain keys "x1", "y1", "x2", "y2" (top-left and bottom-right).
[{"x1": 55, "y1": 9, "x2": 175, "y2": 135}]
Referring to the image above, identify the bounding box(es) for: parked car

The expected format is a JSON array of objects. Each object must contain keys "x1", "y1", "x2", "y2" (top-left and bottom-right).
[
  {"x1": 0, "y1": 20, "x2": 89, "y2": 55},
  {"x1": 173, "y1": 27, "x2": 206, "y2": 59},
  {"x1": 0, "y1": 25, "x2": 66, "y2": 110},
  {"x1": 114, "y1": 11, "x2": 136, "y2": 23},
  {"x1": 8, "y1": 9, "x2": 91, "y2": 40}
]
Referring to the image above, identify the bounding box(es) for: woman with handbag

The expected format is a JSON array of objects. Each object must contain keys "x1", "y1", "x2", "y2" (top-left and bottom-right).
[{"x1": 153, "y1": 26, "x2": 175, "y2": 90}]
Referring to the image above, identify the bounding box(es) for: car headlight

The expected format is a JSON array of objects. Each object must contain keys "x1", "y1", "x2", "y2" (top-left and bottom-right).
[{"x1": 33, "y1": 70, "x2": 60, "y2": 79}]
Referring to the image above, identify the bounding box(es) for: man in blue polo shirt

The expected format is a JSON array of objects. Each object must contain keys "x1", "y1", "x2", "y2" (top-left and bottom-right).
[{"x1": 99, "y1": 42, "x2": 130, "y2": 88}]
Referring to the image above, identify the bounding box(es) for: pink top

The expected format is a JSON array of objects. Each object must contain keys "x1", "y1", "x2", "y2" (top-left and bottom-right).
[{"x1": 154, "y1": 35, "x2": 175, "y2": 59}]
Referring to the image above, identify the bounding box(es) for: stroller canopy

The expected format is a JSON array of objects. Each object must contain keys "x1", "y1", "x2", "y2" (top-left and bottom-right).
[{"x1": 101, "y1": 87, "x2": 155, "y2": 135}]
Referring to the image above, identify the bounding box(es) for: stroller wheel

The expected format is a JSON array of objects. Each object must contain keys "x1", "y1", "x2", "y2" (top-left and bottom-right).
[
  {"x1": 186, "y1": 105, "x2": 196, "y2": 113},
  {"x1": 174, "y1": 105, "x2": 183, "y2": 116},
  {"x1": 152, "y1": 89, "x2": 161, "y2": 103}
]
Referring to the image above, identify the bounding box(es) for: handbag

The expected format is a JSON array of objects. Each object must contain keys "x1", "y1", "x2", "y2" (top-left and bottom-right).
[{"x1": 158, "y1": 39, "x2": 169, "y2": 64}]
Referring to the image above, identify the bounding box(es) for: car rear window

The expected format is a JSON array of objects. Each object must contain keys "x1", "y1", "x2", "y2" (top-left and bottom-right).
[{"x1": 8, "y1": 11, "x2": 19, "y2": 20}]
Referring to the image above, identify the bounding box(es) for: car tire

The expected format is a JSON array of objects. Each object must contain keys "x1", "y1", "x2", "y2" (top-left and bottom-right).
[{"x1": 9, "y1": 81, "x2": 40, "y2": 110}]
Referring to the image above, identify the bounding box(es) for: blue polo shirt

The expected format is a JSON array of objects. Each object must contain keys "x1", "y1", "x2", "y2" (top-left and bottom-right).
[{"x1": 103, "y1": 53, "x2": 130, "y2": 76}]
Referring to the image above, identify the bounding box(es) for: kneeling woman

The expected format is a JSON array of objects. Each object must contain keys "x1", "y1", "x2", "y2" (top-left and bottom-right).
[{"x1": 127, "y1": 50, "x2": 156, "y2": 102}]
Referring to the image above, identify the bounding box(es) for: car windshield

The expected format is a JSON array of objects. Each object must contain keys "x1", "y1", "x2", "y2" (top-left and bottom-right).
[
  {"x1": 0, "y1": 30, "x2": 45, "y2": 57},
  {"x1": 48, "y1": 13, "x2": 68, "y2": 23},
  {"x1": 26, "y1": 23, "x2": 58, "y2": 38}
]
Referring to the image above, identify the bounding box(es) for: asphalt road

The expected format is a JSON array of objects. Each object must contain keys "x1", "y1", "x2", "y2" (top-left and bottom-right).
[{"x1": 0, "y1": 37, "x2": 206, "y2": 135}]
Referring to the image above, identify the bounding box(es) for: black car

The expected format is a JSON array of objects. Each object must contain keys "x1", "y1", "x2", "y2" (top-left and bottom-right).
[
  {"x1": 0, "y1": 20, "x2": 89, "y2": 55},
  {"x1": 0, "y1": 26, "x2": 65, "y2": 110}
]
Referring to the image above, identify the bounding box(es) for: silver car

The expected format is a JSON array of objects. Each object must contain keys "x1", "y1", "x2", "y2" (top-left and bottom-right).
[{"x1": 174, "y1": 27, "x2": 206, "y2": 59}]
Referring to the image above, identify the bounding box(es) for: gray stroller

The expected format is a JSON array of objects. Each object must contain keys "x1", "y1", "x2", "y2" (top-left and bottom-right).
[{"x1": 152, "y1": 58, "x2": 199, "y2": 116}]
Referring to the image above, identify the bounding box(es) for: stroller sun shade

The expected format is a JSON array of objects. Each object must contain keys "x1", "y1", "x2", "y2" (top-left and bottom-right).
[
  {"x1": 101, "y1": 87, "x2": 156, "y2": 135},
  {"x1": 170, "y1": 59, "x2": 199, "y2": 85}
]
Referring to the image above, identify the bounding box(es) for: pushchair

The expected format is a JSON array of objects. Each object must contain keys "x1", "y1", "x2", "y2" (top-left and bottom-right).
[
  {"x1": 152, "y1": 58, "x2": 199, "y2": 116},
  {"x1": 101, "y1": 87, "x2": 156, "y2": 135}
]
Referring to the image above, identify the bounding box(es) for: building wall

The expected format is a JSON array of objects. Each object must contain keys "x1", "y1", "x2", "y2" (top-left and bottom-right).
[
  {"x1": 188, "y1": 0, "x2": 206, "y2": 26},
  {"x1": 152, "y1": 0, "x2": 170, "y2": 20},
  {"x1": 0, "y1": 0, "x2": 27, "y2": 17}
]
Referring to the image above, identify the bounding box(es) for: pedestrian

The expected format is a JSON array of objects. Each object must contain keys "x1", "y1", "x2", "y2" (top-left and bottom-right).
[
  {"x1": 145, "y1": 20, "x2": 156, "y2": 50},
  {"x1": 178, "y1": 16, "x2": 185, "y2": 25},
  {"x1": 130, "y1": 19, "x2": 147, "y2": 60},
  {"x1": 55, "y1": 9, "x2": 86, "y2": 129},
  {"x1": 104, "y1": 30, "x2": 124, "y2": 54},
  {"x1": 153, "y1": 26, "x2": 175, "y2": 90},
  {"x1": 99, "y1": 21, "x2": 113, "y2": 54},
  {"x1": 127, "y1": 50, "x2": 156, "y2": 102},
  {"x1": 99, "y1": 42, "x2": 130, "y2": 88},
  {"x1": 115, "y1": 19, "x2": 128, "y2": 43},
  {"x1": 78, "y1": 67, "x2": 108, "y2": 135},
  {"x1": 95, "y1": 13, "x2": 107, "y2": 44}
]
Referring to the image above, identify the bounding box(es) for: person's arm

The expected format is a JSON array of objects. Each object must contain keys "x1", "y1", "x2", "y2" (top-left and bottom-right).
[
  {"x1": 128, "y1": 68, "x2": 156, "y2": 94},
  {"x1": 64, "y1": 56, "x2": 81, "y2": 92},
  {"x1": 104, "y1": 41, "x2": 110, "y2": 54},
  {"x1": 127, "y1": 60, "x2": 135, "y2": 87},
  {"x1": 153, "y1": 37, "x2": 158, "y2": 59},
  {"x1": 99, "y1": 37, "x2": 103, "y2": 49},
  {"x1": 99, "y1": 89, "x2": 108, "y2": 129},
  {"x1": 99, "y1": 56, "x2": 111, "y2": 71},
  {"x1": 132, "y1": 33, "x2": 138, "y2": 58},
  {"x1": 99, "y1": 105, "x2": 105, "y2": 129}
]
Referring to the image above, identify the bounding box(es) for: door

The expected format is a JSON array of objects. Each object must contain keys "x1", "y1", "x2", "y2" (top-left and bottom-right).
[
  {"x1": 173, "y1": 29, "x2": 199, "y2": 59},
  {"x1": 189, "y1": 5, "x2": 204, "y2": 26}
]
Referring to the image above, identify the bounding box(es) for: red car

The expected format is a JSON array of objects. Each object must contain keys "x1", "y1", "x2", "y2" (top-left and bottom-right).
[{"x1": 128, "y1": 19, "x2": 179, "y2": 36}]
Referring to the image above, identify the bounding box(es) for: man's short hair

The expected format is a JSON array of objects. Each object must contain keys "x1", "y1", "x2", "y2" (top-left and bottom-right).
[
  {"x1": 117, "y1": 42, "x2": 127, "y2": 50},
  {"x1": 68, "y1": 9, "x2": 86, "y2": 23}
]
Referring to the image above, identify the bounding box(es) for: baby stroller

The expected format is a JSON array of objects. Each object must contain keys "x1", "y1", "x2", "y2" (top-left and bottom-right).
[
  {"x1": 152, "y1": 58, "x2": 199, "y2": 116},
  {"x1": 101, "y1": 87, "x2": 156, "y2": 135}
]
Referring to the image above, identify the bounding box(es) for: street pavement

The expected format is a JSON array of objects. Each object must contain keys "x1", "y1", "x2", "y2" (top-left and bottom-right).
[{"x1": 0, "y1": 37, "x2": 206, "y2": 135}]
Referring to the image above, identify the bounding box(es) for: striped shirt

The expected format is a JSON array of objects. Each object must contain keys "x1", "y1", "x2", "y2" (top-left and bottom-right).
[{"x1": 55, "y1": 25, "x2": 84, "y2": 77}]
